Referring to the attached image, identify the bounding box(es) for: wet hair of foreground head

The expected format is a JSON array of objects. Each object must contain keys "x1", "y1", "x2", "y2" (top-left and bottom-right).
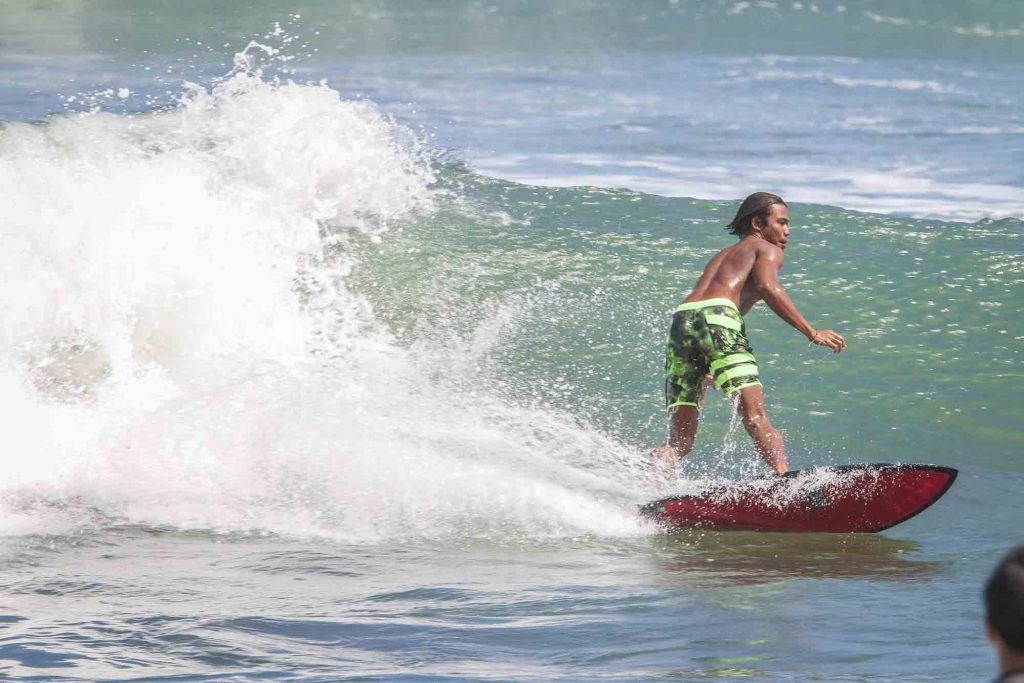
[
  {"x1": 986, "y1": 545, "x2": 1024, "y2": 653},
  {"x1": 726, "y1": 191, "x2": 787, "y2": 236}
]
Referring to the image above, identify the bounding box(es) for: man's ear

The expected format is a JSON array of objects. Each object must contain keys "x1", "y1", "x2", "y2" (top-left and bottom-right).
[{"x1": 987, "y1": 618, "x2": 1002, "y2": 647}]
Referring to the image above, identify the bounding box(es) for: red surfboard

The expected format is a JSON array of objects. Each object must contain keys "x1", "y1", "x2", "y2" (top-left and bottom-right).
[{"x1": 640, "y1": 463, "x2": 957, "y2": 533}]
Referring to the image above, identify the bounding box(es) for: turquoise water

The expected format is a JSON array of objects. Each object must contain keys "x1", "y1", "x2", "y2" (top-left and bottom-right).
[{"x1": 0, "y1": 1, "x2": 1022, "y2": 681}]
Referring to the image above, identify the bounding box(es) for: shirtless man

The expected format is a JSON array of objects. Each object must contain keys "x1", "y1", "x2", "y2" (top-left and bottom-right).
[{"x1": 655, "y1": 192, "x2": 846, "y2": 474}]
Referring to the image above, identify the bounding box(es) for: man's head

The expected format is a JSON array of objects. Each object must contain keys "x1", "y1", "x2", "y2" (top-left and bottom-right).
[
  {"x1": 986, "y1": 546, "x2": 1024, "y2": 668},
  {"x1": 726, "y1": 192, "x2": 790, "y2": 249}
]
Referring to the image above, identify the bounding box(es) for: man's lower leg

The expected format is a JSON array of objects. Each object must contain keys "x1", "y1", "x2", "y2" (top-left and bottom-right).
[
  {"x1": 750, "y1": 423, "x2": 787, "y2": 474},
  {"x1": 736, "y1": 387, "x2": 789, "y2": 474},
  {"x1": 653, "y1": 406, "x2": 699, "y2": 468}
]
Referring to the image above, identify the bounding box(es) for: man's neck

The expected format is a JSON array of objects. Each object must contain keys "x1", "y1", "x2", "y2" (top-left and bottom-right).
[{"x1": 999, "y1": 647, "x2": 1024, "y2": 676}]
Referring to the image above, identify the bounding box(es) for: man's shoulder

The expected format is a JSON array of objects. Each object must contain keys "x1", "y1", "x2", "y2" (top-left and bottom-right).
[{"x1": 747, "y1": 239, "x2": 783, "y2": 261}]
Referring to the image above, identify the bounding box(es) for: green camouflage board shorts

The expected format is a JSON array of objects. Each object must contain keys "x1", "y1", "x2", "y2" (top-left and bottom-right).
[{"x1": 665, "y1": 297, "x2": 762, "y2": 410}]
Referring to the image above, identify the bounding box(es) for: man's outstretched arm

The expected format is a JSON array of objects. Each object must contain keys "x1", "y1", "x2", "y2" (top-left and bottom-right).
[{"x1": 751, "y1": 246, "x2": 846, "y2": 352}]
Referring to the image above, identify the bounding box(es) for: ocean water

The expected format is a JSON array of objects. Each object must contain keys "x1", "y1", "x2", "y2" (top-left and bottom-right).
[{"x1": 0, "y1": 1, "x2": 1021, "y2": 680}]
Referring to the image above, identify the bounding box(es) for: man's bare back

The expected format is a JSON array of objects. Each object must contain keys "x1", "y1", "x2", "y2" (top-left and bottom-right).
[{"x1": 686, "y1": 238, "x2": 768, "y2": 313}]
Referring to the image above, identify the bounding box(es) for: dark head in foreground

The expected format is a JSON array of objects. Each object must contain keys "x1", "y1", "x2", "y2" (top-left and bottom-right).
[{"x1": 986, "y1": 546, "x2": 1024, "y2": 680}]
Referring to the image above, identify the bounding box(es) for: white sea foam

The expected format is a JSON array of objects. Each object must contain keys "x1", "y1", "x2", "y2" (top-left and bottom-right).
[
  {"x1": 953, "y1": 24, "x2": 1023, "y2": 38},
  {"x1": 475, "y1": 153, "x2": 1024, "y2": 222},
  {"x1": 864, "y1": 11, "x2": 913, "y2": 27},
  {"x1": 751, "y1": 69, "x2": 965, "y2": 94}
]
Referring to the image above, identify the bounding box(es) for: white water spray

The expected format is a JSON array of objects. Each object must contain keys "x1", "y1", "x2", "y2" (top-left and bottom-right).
[{"x1": 0, "y1": 57, "x2": 648, "y2": 542}]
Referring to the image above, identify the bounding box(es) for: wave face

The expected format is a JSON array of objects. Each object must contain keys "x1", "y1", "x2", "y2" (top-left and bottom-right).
[{"x1": 361, "y1": 172, "x2": 1024, "y2": 470}]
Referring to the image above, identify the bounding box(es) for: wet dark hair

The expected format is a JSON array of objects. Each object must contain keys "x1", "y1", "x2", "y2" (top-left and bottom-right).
[
  {"x1": 726, "y1": 192, "x2": 787, "y2": 236},
  {"x1": 986, "y1": 546, "x2": 1024, "y2": 653}
]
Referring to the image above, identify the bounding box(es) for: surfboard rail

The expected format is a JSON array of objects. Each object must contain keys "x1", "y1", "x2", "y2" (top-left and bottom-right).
[{"x1": 640, "y1": 463, "x2": 958, "y2": 533}]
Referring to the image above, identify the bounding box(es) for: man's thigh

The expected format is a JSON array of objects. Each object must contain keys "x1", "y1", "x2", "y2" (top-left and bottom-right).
[{"x1": 735, "y1": 384, "x2": 770, "y2": 422}]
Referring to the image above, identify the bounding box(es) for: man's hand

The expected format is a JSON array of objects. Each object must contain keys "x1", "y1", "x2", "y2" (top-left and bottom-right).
[{"x1": 808, "y1": 329, "x2": 846, "y2": 353}]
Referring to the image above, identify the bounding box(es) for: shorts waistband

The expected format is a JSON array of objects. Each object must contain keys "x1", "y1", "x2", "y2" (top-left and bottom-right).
[{"x1": 675, "y1": 298, "x2": 740, "y2": 313}]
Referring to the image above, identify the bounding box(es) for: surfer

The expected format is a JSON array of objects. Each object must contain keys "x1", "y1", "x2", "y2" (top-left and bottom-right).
[{"x1": 654, "y1": 192, "x2": 845, "y2": 474}]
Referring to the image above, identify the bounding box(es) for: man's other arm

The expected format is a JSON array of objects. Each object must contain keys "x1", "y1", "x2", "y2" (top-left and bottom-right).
[{"x1": 750, "y1": 245, "x2": 846, "y2": 352}]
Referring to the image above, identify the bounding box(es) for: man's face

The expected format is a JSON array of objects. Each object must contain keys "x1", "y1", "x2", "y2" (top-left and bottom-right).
[{"x1": 756, "y1": 204, "x2": 790, "y2": 250}]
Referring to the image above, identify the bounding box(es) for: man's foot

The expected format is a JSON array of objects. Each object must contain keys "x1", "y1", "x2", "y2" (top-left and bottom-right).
[
  {"x1": 650, "y1": 445, "x2": 677, "y2": 468},
  {"x1": 648, "y1": 445, "x2": 680, "y2": 481}
]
